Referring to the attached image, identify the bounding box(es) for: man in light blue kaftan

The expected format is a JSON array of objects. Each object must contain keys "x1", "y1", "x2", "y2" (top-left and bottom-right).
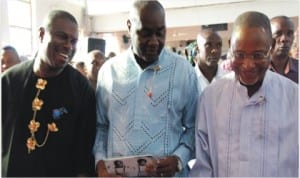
[
  {"x1": 190, "y1": 11, "x2": 298, "y2": 177},
  {"x1": 93, "y1": 1, "x2": 199, "y2": 177}
]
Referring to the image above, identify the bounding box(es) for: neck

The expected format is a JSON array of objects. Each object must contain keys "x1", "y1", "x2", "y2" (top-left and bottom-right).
[
  {"x1": 33, "y1": 57, "x2": 63, "y2": 78},
  {"x1": 135, "y1": 55, "x2": 155, "y2": 70},
  {"x1": 240, "y1": 79, "x2": 263, "y2": 97},
  {"x1": 199, "y1": 63, "x2": 218, "y2": 83}
]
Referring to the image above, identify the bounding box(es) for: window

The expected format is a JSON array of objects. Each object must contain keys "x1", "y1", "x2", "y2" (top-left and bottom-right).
[{"x1": 7, "y1": 0, "x2": 32, "y2": 56}]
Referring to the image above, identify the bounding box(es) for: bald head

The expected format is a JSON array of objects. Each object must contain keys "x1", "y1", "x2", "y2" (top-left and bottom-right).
[
  {"x1": 271, "y1": 16, "x2": 294, "y2": 27},
  {"x1": 129, "y1": 0, "x2": 165, "y2": 22},
  {"x1": 197, "y1": 29, "x2": 221, "y2": 47},
  {"x1": 231, "y1": 11, "x2": 272, "y2": 46},
  {"x1": 127, "y1": 0, "x2": 166, "y2": 69},
  {"x1": 43, "y1": 10, "x2": 78, "y2": 32},
  {"x1": 230, "y1": 11, "x2": 272, "y2": 87}
]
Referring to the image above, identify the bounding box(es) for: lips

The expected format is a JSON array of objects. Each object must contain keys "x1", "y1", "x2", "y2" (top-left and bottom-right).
[
  {"x1": 59, "y1": 53, "x2": 69, "y2": 58},
  {"x1": 277, "y1": 44, "x2": 290, "y2": 50},
  {"x1": 58, "y1": 52, "x2": 70, "y2": 62},
  {"x1": 239, "y1": 70, "x2": 258, "y2": 85},
  {"x1": 147, "y1": 48, "x2": 158, "y2": 54},
  {"x1": 208, "y1": 57, "x2": 219, "y2": 61},
  {"x1": 241, "y1": 69, "x2": 258, "y2": 80}
]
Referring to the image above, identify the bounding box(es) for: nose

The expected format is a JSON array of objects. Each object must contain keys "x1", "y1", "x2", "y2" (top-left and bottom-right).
[
  {"x1": 211, "y1": 48, "x2": 219, "y2": 54},
  {"x1": 63, "y1": 39, "x2": 74, "y2": 51},
  {"x1": 148, "y1": 35, "x2": 159, "y2": 46},
  {"x1": 279, "y1": 33, "x2": 290, "y2": 43},
  {"x1": 241, "y1": 57, "x2": 255, "y2": 69}
]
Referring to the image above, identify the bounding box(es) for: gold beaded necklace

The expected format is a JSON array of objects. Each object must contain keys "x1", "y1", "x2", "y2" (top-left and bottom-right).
[{"x1": 26, "y1": 78, "x2": 59, "y2": 153}]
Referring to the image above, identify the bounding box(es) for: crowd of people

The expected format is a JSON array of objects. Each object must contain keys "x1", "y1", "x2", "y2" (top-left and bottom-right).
[{"x1": 1, "y1": 0, "x2": 298, "y2": 177}]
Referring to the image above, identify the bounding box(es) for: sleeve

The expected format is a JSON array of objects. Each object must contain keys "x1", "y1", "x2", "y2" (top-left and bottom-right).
[
  {"x1": 1, "y1": 74, "x2": 10, "y2": 177},
  {"x1": 189, "y1": 92, "x2": 213, "y2": 177},
  {"x1": 173, "y1": 65, "x2": 201, "y2": 168},
  {"x1": 93, "y1": 65, "x2": 110, "y2": 166},
  {"x1": 75, "y1": 80, "x2": 97, "y2": 176}
]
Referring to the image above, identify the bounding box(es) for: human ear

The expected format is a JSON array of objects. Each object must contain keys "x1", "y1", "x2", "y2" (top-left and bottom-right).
[
  {"x1": 39, "y1": 27, "x2": 45, "y2": 43},
  {"x1": 127, "y1": 19, "x2": 132, "y2": 33}
]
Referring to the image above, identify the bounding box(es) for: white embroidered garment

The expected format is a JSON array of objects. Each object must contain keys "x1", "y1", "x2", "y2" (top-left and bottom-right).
[
  {"x1": 190, "y1": 71, "x2": 298, "y2": 177},
  {"x1": 93, "y1": 48, "x2": 200, "y2": 176}
]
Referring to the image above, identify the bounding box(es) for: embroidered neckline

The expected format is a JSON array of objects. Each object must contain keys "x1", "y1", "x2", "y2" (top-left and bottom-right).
[
  {"x1": 27, "y1": 78, "x2": 59, "y2": 153},
  {"x1": 147, "y1": 65, "x2": 161, "y2": 98}
]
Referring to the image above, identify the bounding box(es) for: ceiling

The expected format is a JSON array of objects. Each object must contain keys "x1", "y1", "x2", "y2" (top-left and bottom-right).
[{"x1": 85, "y1": 0, "x2": 251, "y2": 16}]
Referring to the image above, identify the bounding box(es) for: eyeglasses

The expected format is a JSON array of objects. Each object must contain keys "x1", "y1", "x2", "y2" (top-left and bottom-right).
[{"x1": 231, "y1": 50, "x2": 270, "y2": 61}]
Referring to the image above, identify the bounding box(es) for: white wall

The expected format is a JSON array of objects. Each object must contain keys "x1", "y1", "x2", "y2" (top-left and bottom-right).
[
  {"x1": 29, "y1": 0, "x2": 299, "y2": 56},
  {"x1": 0, "y1": 0, "x2": 10, "y2": 47},
  {"x1": 31, "y1": 0, "x2": 85, "y2": 52},
  {"x1": 91, "y1": 0, "x2": 299, "y2": 33}
]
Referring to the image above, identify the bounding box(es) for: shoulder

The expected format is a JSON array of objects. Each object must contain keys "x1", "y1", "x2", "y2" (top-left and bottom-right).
[
  {"x1": 289, "y1": 57, "x2": 299, "y2": 67},
  {"x1": 289, "y1": 57, "x2": 299, "y2": 71},
  {"x1": 212, "y1": 72, "x2": 235, "y2": 86},
  {"x1": 2, "y1": 60, "x2": 33, "y2": 84},
  {"x1": 264, "y1": 70, "x2": 298, "y2": 109},
  {"x1": 289, "y1": 57, "x2": 299, "y2": 64},
  {"x1": 202, "y1": 72, "x2": 235, "y2": 95},
  {"x1": 2, "y1": 60, "x2": 33, "y2": 77},
  {"x1": 264, "y1": 71, "x2": 298, "y2": 103},
  {"x1": 161, "y1": 49, "x2": 196, "y2": 77},
  {"x1": 164, "y1": 49, "x2": 190, "y2": 66},
  {"x1": 266, "y1": 70, "x2": 298, "y2": 90},
  {"x1": 65, "y1": 64, "x2": 94, "y2": 93},
  {"x1": 100, "y1": 50, "x2": 128, "y2": 71}
]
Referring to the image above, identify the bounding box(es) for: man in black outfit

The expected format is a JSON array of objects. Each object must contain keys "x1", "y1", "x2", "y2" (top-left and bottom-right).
[{"x1": 2, "y1": 10, "x2": 96, "y2": 177}]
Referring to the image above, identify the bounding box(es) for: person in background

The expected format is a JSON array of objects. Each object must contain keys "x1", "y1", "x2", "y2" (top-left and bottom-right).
[
  {"x1": 190, "y1": 11, "x2": 298, "y2": 177},
  {"x1": 74, "y1": 61, "x2": 87, "y2": 77},
  {"x1": 93, "y1": 0, "x2": 199, "y2": 177},
  {"x1": 2, "y1": 10, "x2": 96, "y2": 177},
  {"x1": 220, "y1": 38, "x2": 233, "y2": 71},
  {"x1": 1, "y1": 45, "x2": 21, "y2": 72},
  {"x1": 106, "y1": 51, "x2": 116, "y2": 59},
  {"x1": 290, "y1": 39, "x2": 299, "y2": 59},
  {"x1": 194, "y1": 29, "x2": 227, "y2": 92},
  {"x1": 270, "y1": 15, "x2": 298, "y2": 83},
  {"x1": 290, "y1": 27, "x2": 299, "y2": 59},
  {"x1": 86, "y1": 49, "x2": 106, "y2": 90},
  {"x1": 184, "y1": 41, "x2": 197, "y2": 66}
]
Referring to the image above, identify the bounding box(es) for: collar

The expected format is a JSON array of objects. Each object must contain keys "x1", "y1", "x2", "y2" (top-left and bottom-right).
[
  {"x1": 233, "y1": 70, "x2": 270, "y2": 104},
  {"x1": 194, "y1": 63, "x2": 226, "y2": 82},
  {"x1": 127, "y1": 48, "x2": 175, "y2": 74},
  {"x1": 128, "y1": 48, "x2": 167, "y2": 71}
]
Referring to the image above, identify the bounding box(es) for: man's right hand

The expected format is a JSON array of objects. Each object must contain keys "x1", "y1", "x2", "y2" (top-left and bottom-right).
[{"x1": 96, "y1": 160, "x2": 110, "y2": 177}]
